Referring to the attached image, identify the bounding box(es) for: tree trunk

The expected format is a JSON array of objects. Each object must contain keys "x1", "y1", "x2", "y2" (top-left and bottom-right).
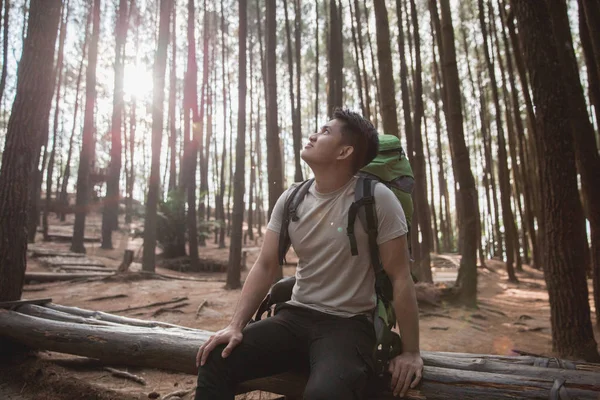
[
  {"x1": 43, "y1": 2, "x2": 69, "y2": 241},
  {"x1": 59, "y1": 8, "x2": 91, "y2": 223},
  {"x1": 498, "y1": 0, "x2": 538, "y2": 269},
  {"x1": 429, "y1": 1, "x2": 455, "y2": 254},
  {"x1": 373, "y1": 0, "x2": 399, "y2": 138},
  {"x1": 265, "y1": 0, "x2": 283, "y2": 221},
  {"x1": 424, "y1": 120, "x2": 439, "y2": 254},
  {"x1": 217, "y1": 0, "x2": 227, "y2": 249},
  {"x1": 409, "y1": 0, "x2": 432, "y2": 283},
  {"x1": 0, "y1": 0, "x2": 61, "y2": 302},
  {"x1": 125, "y1": 97, "x2": 136, "y2": 224},
  {"x1": 511, "y1": 0, "x2": 600, "y2": 362},
  {"x1": 197, "y1": 0, "x2": 211, "y2": 248},
  {"x1": 0, "y1": 0, "x2": 7, "y2": 105},
  {"x1": 352, "y1": 0, "x2": 371, "y2": 121},
  {"x1": 327, "y1": 0, "x2": 343, "y2": 115},
  {"x1": 101, "y1": 0, "x2": 128, "y2": 250},
  {"x1": 478, "y1": 0, "x2": 518, "y2": 282},
  {"x1": 71, "y1": 0, "x2": 100, "y2": 254},
  {"x1": 581, "y1": 1, "x2": 600, "y2": 84},
  {"x1": 436, "y1": 0, "x2": 479, "y2": 307},
  {"x1": 184, "y1": 0, "x2": 200, "y2": 268},
  {"x1": 227, "y1": 0, "x2": 247, "y2": 290},
  {"x1": 314, "y1": 1, "x2": 319, "y2": 132},
  {"x1": 349, "y1": 1, "x2": 366, "y2": 118},
  {"x1": 362, "y1": 0, "x2": 381, "y2": 129},
  {"x1": 283, "y1": 0, "x2": 302, "y2": 183},
  {"x1": 394, "y1": 0, "x2": 418, "y2": 262},
  {"x1": 579, "y1": 0, "x2": 600, "y2": 138},
  {"x1": 142, "y1": 0, "x2": 171, "y2": 273},
  {"x1": 547, "y1": 0, "x2": 600, "y2": 329},
  {"x1": 167, "y1": 4, "x2": 177, "y2": 193}
]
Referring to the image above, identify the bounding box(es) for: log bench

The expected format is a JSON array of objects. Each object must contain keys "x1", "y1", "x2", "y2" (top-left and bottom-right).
[{"x1": 0, "y1": 303, "x2": 599, "y2": 399}]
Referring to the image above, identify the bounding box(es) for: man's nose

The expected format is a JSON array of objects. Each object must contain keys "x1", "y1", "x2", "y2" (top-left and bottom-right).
[{"x1": 308, "y1": 133, "x2": 317, "y2": 141}]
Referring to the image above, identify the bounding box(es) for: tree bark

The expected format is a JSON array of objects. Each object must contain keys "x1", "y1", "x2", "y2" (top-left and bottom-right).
[
  {"x1": 511, "y1": 0, "x2": 600, "y2": 362},
  {"x1": 0, "y1": 0, "x2": 8, "y2": 106},
  {"x1": 547, "y1": 0, "x2": 600, "y2": 328},
  {"x1": 478, "y1": 0, "x2": 518, "y2": 282},
  {"x1": 167, "y1": 4, "x2": 177, "y2": 193},
  {"x1": 373, "y1": 0, "x2": 399, "y2": 138},
  {"x1": 101, "y1": 0, "x2": 129, "y2": 250},
  {"x1": 409, "y1": 0, "x2": 432, "y2": 283},
  {"x1": 436, "y1": 0, "x2": 479, "y2": 307},
  {"x1": 43, "y1": 2, "x2": 69, "y2": 241},
  {"x1": 283, "y1": 0, "x2": 302, "y2": 183},
  {"x1": 265, "y1": 0, "x2": 283, "y2": 221},
  {"x1": 327, "y1": 0, "x2": 343, "y2": 115},
  {"x1": 142, "y1": 0, "x2": 172, "y2": 273},
  {"x1": 184, "y1": 0, "x2": 200, "y2": 267},
  {"x1": 0, "y1": 0, "x2": 61, "y2": 302},
  {"x1": 227, "y1": 0, "x2": 247, "y2": 290},
  {"x1": 197, "y1": 0, "x2": 211, "y2": 248},
  {"x1": 71, "y1": 0, "x2": 101, "y2": 254},
  {"x1": 578, "y1": 0, "x2": 600, "y2": 136},
  {"x1": 352, "y1": 0, "x2": 371, "y2": 121}
]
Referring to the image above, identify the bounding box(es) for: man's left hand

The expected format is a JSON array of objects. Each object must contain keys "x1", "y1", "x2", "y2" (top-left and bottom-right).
[{"x1": 388, "y1": 351, "x2": 423, "y2": 397}]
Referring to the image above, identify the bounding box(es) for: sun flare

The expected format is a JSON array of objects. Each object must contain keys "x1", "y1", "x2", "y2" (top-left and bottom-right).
[{"x1": 123, "y1": 63, "x2": 153, "y2": 101}]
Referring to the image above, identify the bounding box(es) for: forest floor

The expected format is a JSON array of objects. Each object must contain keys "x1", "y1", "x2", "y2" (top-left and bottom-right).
[{"x1": 1, "y1": 213, "x2": 599, "y2": 400}]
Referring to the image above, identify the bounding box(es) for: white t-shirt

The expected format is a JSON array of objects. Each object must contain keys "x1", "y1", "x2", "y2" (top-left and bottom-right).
[{"x1": 267, "y1": 176, "x2": 408, "y2": 318}]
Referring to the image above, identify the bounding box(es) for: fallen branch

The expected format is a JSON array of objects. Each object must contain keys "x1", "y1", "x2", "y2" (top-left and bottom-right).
[
  {"x1": 161, "y1": 388, "x2": 195, "y2": 400},
  {"x1": 103, "y1": 367, "x2": 146, "y2": 385},
  {"x1": 107, "y1": 297, "x2": 188, "y2": 314},
  {"x1": 25, "y1": 272, "x2": 115, "y2": 283},
  {"x1": 195, "y1": 300, "x2": 207, "y2": 319},
  {"x1": 151, "y1": 303, "x2": 189, "y2": 317},
  {"x1": 87, "y1": 294, "x2": 128, "y2": 302}
]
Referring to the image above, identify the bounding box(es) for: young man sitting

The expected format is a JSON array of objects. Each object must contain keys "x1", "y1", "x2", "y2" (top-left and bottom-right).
[{"x1": 195, "y1": 109, "x2": 423, "y2": 399}]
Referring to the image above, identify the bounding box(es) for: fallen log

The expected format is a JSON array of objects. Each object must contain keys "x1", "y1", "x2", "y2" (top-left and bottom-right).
[
  {"x1": 38, "y1": 257, "x2": 105, "y2": 267},
  {"x1": 1, "y1": 306, "x2": 599, "y2": 399},
  {"x1": 28, "y1": 248, "x2": 86, "y2": 258},
  {"x1": 59, "y1": 266, "x2": 117, "y2": 273},
  {"x1": 24, "y1": 272, "x2": 114, "y2": 283},
  {"x1": 44, "y1": 234, "x2": 101, "y2": 243}
]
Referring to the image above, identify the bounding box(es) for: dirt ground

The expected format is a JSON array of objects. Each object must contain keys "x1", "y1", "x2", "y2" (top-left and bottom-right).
[{"x1": 1, "y1": 213, "x2": 599, "y2": 400}]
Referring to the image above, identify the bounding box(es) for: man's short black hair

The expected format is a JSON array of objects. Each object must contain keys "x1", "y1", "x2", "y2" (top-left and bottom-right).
[{"x1": 332, "y1": 108, "x2": 379, "y2": 173}]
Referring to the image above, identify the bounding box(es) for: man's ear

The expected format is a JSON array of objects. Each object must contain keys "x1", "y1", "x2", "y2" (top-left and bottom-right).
[{"x1": 337, "y1": 145, "x2": 354, "y2": 161}]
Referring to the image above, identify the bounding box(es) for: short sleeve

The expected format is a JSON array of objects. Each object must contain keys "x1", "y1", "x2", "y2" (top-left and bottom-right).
[
  {"x1": 373, "y1": 183, "x2": 409, "y2": 245},
  {"x1": 266, "y1": 186, "x2": 294, "y2": 234}
]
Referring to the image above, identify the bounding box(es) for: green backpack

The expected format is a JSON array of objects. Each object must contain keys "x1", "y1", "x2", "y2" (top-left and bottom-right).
[{"x1": 254, "y1": 134, "x2": 415, "y2": 379}]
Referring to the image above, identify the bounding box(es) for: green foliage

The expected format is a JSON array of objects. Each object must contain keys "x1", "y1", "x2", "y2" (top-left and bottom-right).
[{"x1": 156, "y1": 190, "x2": 187, "y2": 259}]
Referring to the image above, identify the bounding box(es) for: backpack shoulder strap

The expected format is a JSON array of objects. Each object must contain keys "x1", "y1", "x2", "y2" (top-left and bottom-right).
[
  {"x1": 278, "y1": 178, "x2": 314, "y2": 265},
  {"x1": 347, "y1": 176, "x2": 382, "y2": 273}
]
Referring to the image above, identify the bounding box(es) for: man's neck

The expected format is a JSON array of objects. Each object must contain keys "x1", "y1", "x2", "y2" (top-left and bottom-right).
[{"x1": 311, "y1": 166, "x2": 354, "y2": 194}]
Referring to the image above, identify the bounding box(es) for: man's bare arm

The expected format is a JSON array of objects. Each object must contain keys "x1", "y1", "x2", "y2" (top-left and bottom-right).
[
  {"x1": 379, "y1": 234, "x2": 423, "y2": 397},
  {"x1": 379, "y1": 234, "x2": 419, "y2": 353},
  {"x1": 229, "y1": 229, "x2": 281, "y2": 328}
]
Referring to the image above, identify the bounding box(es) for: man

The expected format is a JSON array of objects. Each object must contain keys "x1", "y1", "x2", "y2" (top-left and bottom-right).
[{"x1": 195, "y1": 109, "x2": 423, "y2": 399}]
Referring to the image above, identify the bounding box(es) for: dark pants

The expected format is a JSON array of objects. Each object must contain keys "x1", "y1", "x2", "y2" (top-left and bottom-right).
[{"x1": 195, "y1": 304, "x2": 376, "y2": 400}]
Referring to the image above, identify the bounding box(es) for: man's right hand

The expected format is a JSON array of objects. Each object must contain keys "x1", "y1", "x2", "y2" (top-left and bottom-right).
[{"x1": 196, "y1": 325, "x2": 244, "y2": 368}]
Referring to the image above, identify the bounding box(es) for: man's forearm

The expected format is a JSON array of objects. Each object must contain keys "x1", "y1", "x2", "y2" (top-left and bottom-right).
[
  {"x1": 392, "y1": 277, "x2": 420, "y2": 354},
  {"x1": 229, "y1": 262, "x2": 277, "y2": 329}
]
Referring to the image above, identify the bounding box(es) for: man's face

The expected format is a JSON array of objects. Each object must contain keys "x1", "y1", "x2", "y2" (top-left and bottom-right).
[{"x1": 301, "y1": 119, "x2": 353, "y2": 167}]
